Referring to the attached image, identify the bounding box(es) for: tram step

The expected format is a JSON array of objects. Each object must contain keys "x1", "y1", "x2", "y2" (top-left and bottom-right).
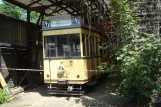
[{"x1": 47, "y1": 89, "x2": 84, "y2": 96}]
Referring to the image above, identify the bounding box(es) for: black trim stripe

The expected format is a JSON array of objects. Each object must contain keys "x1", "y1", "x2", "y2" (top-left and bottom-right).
[{"x1": 44, "y1": 56, "x2": 103, "y2": 60}]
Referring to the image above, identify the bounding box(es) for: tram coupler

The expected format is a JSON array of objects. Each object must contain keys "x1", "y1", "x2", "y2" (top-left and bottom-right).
[{"x1": 47, "y1": 84, "x2": 84, "y2": 96}]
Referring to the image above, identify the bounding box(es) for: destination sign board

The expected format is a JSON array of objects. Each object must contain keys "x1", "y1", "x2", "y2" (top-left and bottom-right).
[
  {"x1": 51, "y1": 20, "x2": 71, "y2": 27},
  {"x1": 42, "y1": 17, "x2": 82, "y2": 29}
]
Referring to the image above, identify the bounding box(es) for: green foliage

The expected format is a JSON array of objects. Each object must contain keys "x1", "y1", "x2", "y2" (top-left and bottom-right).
[
  {"x1": 0, "y1": 88, "x2": 9, "y2": 103},
  {"x1": 110, "y1": 0, "x2": 139, "y2": 45},
  {"x1": 101, "y1": 0, "x2": 161, "y2": 105},
  {"x1": 117, "y1": 34, "x2": 161, "y2": 105},
  {"x1": 0, "y1": 1, "x2": 25, "y2": 20},
  {"x1": 98, "y1": 62, "x2": 114, "y2": 73},
  {"x1": 30, "y1": 11, "x2": 40, "y2": 24},
  {"x1": 0, "y1": 1, "x2": 39, "y2": 24}
]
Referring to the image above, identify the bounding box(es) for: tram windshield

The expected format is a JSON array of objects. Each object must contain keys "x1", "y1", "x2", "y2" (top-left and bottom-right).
[{"x1": 45, "y1": 34, "x2": 80, "y2": 58}]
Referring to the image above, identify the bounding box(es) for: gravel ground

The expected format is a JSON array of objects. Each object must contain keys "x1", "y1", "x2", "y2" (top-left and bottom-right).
[{"x1": 0, "y1": 75, "x2": 122, "y2": 107}]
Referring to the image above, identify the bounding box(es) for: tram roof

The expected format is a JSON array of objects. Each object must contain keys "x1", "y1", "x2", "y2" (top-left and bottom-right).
[{"x1": 4, "y1": 0, "x2": 110, "y2": 21}]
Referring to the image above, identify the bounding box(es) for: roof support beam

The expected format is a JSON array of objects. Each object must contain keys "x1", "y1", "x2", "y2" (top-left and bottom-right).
[
  {"x1": 37, "y1": 13, "x2": 44, "y2": 25},
  {"x1": 4, "y1": 0, "x2": 110, "y2": 21},
  {"x1": 37, "y1": 14, "x2": 42, "y2": 25},
  {"x1": 29, "y1": 3, "x2": 62, "y2": 11},
  {"x1": 27, "y1": 10, "x2": 31, "y2": 23},
  {"x1": 48, "y1": 0, "x2": 76, "y2": 15},
  {"x1": 29, "y1": 6, "x2": 46, "y2": 12},
  {"x1": 40, "y1": 13, "x2": 45, "y2": 25},
  {"x1": 37, "y1": 9, "x2": 45, "y2": 25},
  {"x1": 27, "y1": 0, "x2": 41, "y2": 7},
  {"x1": 48, "y1": 7, "x2": 61, "y2": 16}
]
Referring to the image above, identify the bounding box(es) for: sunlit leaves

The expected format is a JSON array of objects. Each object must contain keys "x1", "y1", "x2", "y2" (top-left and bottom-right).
[
  {"x1": 0, "y1": 1, "x2": 39, "y2": 24},
  {"x1": 109, "y1": 0, "x2": 161, "y2": 105}
]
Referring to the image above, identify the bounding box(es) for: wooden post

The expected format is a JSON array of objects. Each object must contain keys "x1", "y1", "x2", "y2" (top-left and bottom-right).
[
  {"x1": 37, "y1": 10, "x2": 45, "y2": 25},
  {"x1": 37, "y1": 14, "x2": 42, "y2": 25},
  {"x1": 27, "y1": 10, "x2": 31, "y2": 23},
  {"x1": 14, "y1": 48, "x2": 17, "y2": 86},
  {"x1": 40, "y1": 13, "x2": 45, "y2": 25},
  {"x1": 88, "y1": 35, "x2": 91, "y2": 56},
  {"x1": 0, "y1": 46, "x2": 8, "y2": 89},
  {"x1": 0, "y1": 45, "x2": 1, "y2": 69}
]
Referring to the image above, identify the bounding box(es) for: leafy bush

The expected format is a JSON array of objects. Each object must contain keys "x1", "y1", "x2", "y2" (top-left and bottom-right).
[
  {"x1": 0, "y1": 88, "x2": 9, "y2": 104},
  {"x1": 106, "y1": 0, "x2": 161, "y2": 105},
  {"x1": 116, "y1": 34, "x2": 161, "y2": 105},
  {"x1": 98, "y1": 62, "x2": 115, "y2": 73}
]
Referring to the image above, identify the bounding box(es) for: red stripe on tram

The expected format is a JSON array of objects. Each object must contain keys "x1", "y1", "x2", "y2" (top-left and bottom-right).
[{"x1": 0, "y1": 68, "x2": 106, "y2": 72}]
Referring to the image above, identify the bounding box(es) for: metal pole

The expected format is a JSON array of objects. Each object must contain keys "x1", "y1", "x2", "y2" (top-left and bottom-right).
[
  {"x1": 0, "y1": 45, "x2": 1, "y2": 69},
  {"x1": 49, "y1": 38, "x2": 52, "y2": 88}
]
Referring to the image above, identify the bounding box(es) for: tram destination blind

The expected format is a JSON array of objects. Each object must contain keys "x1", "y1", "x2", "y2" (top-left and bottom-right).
[
  {"x1": 42, "y1": 17, "x2": 81, "y2": 28},
  {"x1": 51, "y1": 20, "x2": 71, "y2": 27}
]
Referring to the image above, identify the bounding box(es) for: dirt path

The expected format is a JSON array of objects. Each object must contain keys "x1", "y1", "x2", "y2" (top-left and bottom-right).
[{"x1": 0, "y1": 75, "x2": 122, "y2": 107}]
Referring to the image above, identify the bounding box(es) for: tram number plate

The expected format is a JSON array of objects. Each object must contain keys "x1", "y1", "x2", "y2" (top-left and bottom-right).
[{"x1": 57, "y1": 80, "x2": 68, "y2": 84}]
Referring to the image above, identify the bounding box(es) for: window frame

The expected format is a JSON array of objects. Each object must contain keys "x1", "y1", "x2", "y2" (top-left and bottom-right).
[{"x1": 44, "y1": 33, "x2": 81, "y2": 58}]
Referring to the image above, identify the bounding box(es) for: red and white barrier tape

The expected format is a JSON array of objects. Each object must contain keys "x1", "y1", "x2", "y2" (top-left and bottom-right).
[
  {"x1": 0, "y1": 68, "x2": 106, "y2": 72},
  {"x1": 0, "y1": 68, "x2": 43, "y2": 72}
]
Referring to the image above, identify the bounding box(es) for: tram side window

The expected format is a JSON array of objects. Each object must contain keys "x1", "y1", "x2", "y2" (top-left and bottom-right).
[
  {"x1": 100, "y1": 41, "x2": 103, "y2": 56},
  {"x1": 45, "y1": 36, "x2": 56, "y2": 57},
  {"x1": 87, "y1": 35, "x2": 90, "y2": 56},
  {"x1": 82, "y1": 34, "x2": 90, "y2": 56},
  {"x1": 96, "y1": 37, "x2": 99, "y2": 56},
  {"x1": 82, "y1": 34, "x2": 86, "y2": 56},
  {"x1": 90, "y1": 36, "x2": 94, "y2": 56}
]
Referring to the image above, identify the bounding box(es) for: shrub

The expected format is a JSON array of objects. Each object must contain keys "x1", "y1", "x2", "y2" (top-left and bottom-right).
[
  {"x1": 0, "y1": 88, "x2": 9, "y2": 104},
  {"x1": 106, "y1": 0, "x2": 161, "y2": 105},
  {"x1": 116, "y1": 34, "x2": 161, "y2": 105}
]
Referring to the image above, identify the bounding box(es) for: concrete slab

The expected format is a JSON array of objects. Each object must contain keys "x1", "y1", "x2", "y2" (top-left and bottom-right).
[{"x1": 0, "y1": 75, "x2": 123, "y2": 107}]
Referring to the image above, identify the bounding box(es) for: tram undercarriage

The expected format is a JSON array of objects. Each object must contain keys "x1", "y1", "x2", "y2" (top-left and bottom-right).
[
  {"x1": 47, "y1": 83, "x2": 85, "y2": 95},
  {"x1": 46, "y1": 75, "x2": 102, "y2": 95}
]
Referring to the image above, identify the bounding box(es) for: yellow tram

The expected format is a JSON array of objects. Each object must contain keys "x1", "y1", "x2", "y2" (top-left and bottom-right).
[{"x1": 42, "y1": 15, "x2": 107, "y2": 95}]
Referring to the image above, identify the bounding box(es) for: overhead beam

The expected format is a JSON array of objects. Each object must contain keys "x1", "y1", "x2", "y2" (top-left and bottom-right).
[
  {"x1": 48, "y1": 0, "x2": 71, "y2": 14},
  {"x1": 67, "y1": 5, "x2": 81, "y2": 15},
  {"x1": 5, "y1": 0, "x2": 110, "y2": 21},
  {"x1": 27, "y1": 0, "x2": 41, "y2": 7},
  {"x1": 29, "y1": 3, "x2": 63, "y2": 11},
  {"x1": 29, "y1": 6, "x2": 46, "y2": 12},
  {"x1": 29, "y1": 2, "x2": 66, "y2": 8},
  {"x1": 48, "y1": 7, "x2": 61, "y2": 15},
  {"x1": 60, "y1": 0, "x2": 81, "y2": 15}
]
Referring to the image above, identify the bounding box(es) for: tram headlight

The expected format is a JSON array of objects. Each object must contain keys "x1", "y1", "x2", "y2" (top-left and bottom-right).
[
  {"x1": 58, "y1": 66, "x2": 64, "y2": 72},
  {"x1": 47, "y1": 74, "x2": 50, "y2": 78},
  {"x1": 77, "y1": 75, "x2": 80, "y2": 78}
]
